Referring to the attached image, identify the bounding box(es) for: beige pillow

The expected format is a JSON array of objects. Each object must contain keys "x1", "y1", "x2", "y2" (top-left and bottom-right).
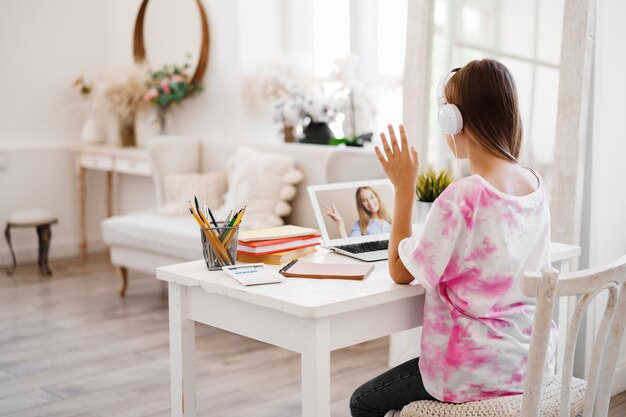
[
  {"x1": 156, "y1": 172, "x2": 227, "y2": 216},
  {"x1": 221, "y1": 147, "x2": 303, "y2": 229}
]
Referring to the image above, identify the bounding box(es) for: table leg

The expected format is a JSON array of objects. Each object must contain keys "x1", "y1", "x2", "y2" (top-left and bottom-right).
[
  {"x1": 76, "y1": 162, "x2": 87, "y2": 260},
  {"x1": 301, "y1": 318, "x2": 331, "y2": 417},
  {"x1": 169, "y1": 283, "x2": 197, "y2": 417},
  {"x1": 388, "y1": 328, "x2": 421, "y2": 367},
  {"x1": 106, "y1": 170, "x2": 113, "y2": 218}
]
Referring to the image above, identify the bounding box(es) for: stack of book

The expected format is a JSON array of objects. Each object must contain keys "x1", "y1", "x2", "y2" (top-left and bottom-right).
[{"x1": 237, "y1": 225, "x2": 321, "y2": 265}]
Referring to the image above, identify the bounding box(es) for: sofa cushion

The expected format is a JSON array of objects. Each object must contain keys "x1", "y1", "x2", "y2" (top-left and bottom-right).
[
  {"x1": 102, "y1": 212, "x2": 203, "y2": 261},
  {"x1": 156, "y1": 171, "x2": 227, "y2": 216},
  {"x1": 221, "y1": 146, "x2": 303, "y2": 229}
]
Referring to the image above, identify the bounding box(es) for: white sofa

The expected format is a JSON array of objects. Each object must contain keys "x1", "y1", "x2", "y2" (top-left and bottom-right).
[{"x1": 101, "y1": 136, "x2": 385, "y2": 296}]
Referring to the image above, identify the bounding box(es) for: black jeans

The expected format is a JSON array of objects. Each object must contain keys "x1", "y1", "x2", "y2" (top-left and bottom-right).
[{"x1": 350, "y1": 357, "x2": 436, "y2": 417}]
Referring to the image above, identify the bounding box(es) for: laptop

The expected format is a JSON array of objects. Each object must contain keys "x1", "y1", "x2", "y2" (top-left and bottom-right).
[{"x1": 308, "y1": 179, "x2": 394, "y2": 262}]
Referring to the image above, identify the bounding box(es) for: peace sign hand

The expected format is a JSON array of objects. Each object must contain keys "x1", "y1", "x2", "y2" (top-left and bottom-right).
[{"x1": 324, "y1": 203, "x2": 344, "y2": 225}]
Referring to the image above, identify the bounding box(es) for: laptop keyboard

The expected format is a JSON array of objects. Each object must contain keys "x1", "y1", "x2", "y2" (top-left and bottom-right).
[{"x1": 335, "y1": 240, "x2": 389, "y2": 254}]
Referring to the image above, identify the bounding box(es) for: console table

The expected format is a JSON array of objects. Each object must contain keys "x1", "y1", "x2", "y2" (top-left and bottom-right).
[
  {"x1": 71, "y1": 146, "x2": 152, "y2": 259},
  {"x1": 157, "y1": 243, "x2": 580, "y2": 417}
]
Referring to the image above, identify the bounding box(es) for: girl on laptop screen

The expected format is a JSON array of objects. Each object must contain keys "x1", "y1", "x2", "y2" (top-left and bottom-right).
[
  {"x1": 350, "y1": 59, "x2": 553, "y2": 417},
  {"x1": 324, "y1": 186, "x2": 391, "y2": 238}
]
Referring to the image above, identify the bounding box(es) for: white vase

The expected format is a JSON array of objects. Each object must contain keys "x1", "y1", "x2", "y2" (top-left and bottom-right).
[
  {"x1": 81, "y1": 114, "x2": 107, "y2": 145},
  {"x1": 415, "y1": 200, "x2": 433, "y2": 224}
]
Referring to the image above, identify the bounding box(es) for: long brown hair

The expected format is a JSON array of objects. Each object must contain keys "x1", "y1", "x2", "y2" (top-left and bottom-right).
[
  {"x1": 445, "y1": 59, "x2": 522, "y2": 162},
  {"x1": 356, "y1": 186, "x2": 392, "y2": 236}
]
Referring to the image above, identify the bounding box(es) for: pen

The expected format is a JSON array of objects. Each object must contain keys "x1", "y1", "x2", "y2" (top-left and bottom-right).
[
  {"x1": 218, "y1": 210, "x2": 234, "y2": 241},
  {"x1": 279, "y1": 259, "x2": 299, "y2": 275},
  {"x1": 223, "y1": 206, "x2": 246, "y2": 247},
  {"x1": 207, "y1": 206, "x2": 218, "y2": 228}
]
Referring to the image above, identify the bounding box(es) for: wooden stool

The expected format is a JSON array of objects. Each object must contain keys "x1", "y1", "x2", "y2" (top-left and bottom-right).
[{"x1": 5, "y1": 209, "x2": 58, "y2": 276}]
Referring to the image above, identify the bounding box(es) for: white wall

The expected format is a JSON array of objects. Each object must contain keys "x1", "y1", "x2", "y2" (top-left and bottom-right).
[
  {"x1": 107, "y1": 0, "x2": 243, "y2": 143},
  {"x1": 0, "y1": 1, "x2": 111, "y2": 264},
  {"x1": 238, "y1": 0, "x2": 285, "y2": 144},
  {"x1": 0, "y1": 0, "x2": 246, "y2": 266},
  {"x1": 589, "y1": 0, "x2": 626, "y2": 395}
]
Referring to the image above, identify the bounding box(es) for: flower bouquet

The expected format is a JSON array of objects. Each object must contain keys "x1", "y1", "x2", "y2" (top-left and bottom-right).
[
  {"x1": 272, "y1": 84, "x2": 341, "y2": 144},
  {"x1": 144, "y1": 62, "x2": 203, "y2": 133}
]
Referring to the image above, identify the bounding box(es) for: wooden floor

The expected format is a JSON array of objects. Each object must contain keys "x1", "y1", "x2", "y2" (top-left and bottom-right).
[
  {"x1": 0, "y1": 254, "x2": 390, "y2": 417},
  {"x1": 0, "y1": 254, "x2": 625, "y2": 417}
]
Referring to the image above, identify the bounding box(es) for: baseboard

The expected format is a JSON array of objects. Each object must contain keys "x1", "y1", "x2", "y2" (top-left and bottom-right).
[
  {"x1": 612, "y1": 362, "x2": 626, "y2": 396},
  {"x1": 0, "y1": 238, "x2": 106, "y2": 267}
]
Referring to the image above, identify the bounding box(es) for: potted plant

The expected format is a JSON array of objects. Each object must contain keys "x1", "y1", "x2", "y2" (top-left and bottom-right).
[
  {"x1": 415, "y1": 168, "x2": 455, "y2": 223},
  {"x1": 272, "y1": 84, "x2": 341, "y2": 145}
]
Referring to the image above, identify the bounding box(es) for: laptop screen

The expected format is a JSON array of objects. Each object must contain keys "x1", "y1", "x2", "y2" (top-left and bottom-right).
[{"x1": 308, "y1": 179, "x2": 395, "y2": 246}]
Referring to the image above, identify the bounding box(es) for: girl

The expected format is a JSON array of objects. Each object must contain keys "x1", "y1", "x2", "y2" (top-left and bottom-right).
[
  {"x1": 350, "y1": 59, "x2": 556, "y2": 417},
  {"x1": 325, "y1": 186, "x2": 392, "y2": 238}
]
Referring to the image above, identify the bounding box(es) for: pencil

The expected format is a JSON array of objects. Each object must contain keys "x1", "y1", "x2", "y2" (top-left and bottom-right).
[
  {"x1": 194, "y1": 196, "x2": 211, "y2": 228},
  {"x1": 188, "y1": 207, "x2": 230, "y2": 265},
  {"x1": 223, "y1": 206, "x2": 246, "y2": 247},
  {"x1": 218, "y1": 210, "x2": 234, "y2": 241}
]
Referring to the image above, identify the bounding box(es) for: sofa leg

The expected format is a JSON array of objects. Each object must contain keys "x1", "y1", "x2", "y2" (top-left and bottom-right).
[{"x1": 117, "y1": 266, "x2": 128, "y2": 297}]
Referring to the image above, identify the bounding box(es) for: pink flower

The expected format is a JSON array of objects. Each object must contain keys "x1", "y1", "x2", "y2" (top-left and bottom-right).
[
  {"x1": 144, "y1": 87, "x2": 159, "y2": 102},
  {"x1": 172, "y1": 74, "x2": 185, "y2": 83},
  {"x1": 160, "y1": 78, "x2": 171, "y2": 94}
]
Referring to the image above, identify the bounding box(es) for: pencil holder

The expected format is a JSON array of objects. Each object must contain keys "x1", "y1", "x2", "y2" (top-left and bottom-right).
[{"x1": 200, "y1": 226, "x2": 240, "y2": 270}]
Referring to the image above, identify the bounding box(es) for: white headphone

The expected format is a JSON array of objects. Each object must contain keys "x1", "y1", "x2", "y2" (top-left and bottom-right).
[{"x1": 436, "y1": 69, "x2": 463, "y2": 135}]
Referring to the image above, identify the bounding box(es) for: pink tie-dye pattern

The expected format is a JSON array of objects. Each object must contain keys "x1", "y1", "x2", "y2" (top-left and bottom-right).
[
  {"x1": 445, "y1": 322, "x2": 491, "y2": 370},
  {"x1": 438, "y1": 202, "x2": 459, "y2": 237},
  {"x1": 403, "y1": 174, "x2": 555, "y2": 403},
  {"x1": 412, "y1": 240, "x2": 440, "y2": 285},
  {"x1": 464, "y1": 237, "x2": 497, "y2": 262},
  {"x1": 459, "y1": 197, "x2": 475, "y2": 230}
]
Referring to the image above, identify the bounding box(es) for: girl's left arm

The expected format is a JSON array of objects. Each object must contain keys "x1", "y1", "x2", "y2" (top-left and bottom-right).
[{"x1": 375, "y1": 125, "x2": 418, "y2": 284}]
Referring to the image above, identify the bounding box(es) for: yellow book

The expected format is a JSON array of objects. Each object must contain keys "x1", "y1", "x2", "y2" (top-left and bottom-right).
[{"x1": 237, "y1": 247, "x2": 317, "y2": 265}]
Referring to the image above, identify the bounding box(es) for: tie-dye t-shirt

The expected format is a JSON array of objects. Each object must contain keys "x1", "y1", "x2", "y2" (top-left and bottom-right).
[{"x1": 398, "y1": 172, "x2": 557, "y2": 403}]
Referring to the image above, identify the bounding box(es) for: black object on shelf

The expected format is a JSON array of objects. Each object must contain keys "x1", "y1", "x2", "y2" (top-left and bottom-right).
[{"x1": 300, "y1": 122, "x2": 334, "y2": 145}]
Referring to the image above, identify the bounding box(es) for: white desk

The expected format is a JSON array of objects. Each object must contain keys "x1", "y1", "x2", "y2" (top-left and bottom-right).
[
  {"x1": 157, "y1": 243, "x2": 580, "y2": 417},
  {"x1": 71, "y1": 146, "x2": 152, "y2": 259}
]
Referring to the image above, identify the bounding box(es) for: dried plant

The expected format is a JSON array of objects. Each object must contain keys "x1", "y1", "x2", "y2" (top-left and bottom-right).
[
  {"x1": 416, "y1": 168, "x2": 455, "y2": 202},
  {"x1": 91, "y1": 66, "x2": 148, "y2": 119}
]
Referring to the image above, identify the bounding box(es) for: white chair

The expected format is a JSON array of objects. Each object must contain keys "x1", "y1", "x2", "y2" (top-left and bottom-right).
[{"x1": 401, "y1": 254, "x2": 626, "y2": 417}]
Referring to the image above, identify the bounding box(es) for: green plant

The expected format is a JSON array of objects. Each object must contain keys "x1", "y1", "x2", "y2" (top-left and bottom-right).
[{"x1": 416, "y1": 168, "x2": 455, "y2": 202}]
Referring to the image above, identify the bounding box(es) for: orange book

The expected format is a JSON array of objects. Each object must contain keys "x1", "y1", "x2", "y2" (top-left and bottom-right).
[
  {"x1": 236, "y1": 247, "x2": 317, "y2": 265},
  {"x1": 237, "y1": 236, "x2": 320, "y2": 255}
]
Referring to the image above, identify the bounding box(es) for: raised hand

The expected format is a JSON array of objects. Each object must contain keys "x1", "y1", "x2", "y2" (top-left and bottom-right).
[
  {"x1": 324, "y1": 203, "x2": 344, "y2": 225},
  {"x1": 375, "y1": 124, "x2": 419, "y2": 192}
]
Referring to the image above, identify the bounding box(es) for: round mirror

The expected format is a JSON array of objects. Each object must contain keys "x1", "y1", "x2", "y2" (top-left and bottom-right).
[{"x1": 133, "y1": 0, "x2": 209, "y2": 84}]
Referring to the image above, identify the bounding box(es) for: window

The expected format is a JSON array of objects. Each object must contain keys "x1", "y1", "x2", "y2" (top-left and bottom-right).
[
  {"x1": 309, "y1": 0, "x2": 408, "y2": 139},
  {"x1": 313, "y1": 0, "x2": 350, "y2": 78},
  {"x1": 429, "y1": 0, "x2": 564, "y2": 182}
]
